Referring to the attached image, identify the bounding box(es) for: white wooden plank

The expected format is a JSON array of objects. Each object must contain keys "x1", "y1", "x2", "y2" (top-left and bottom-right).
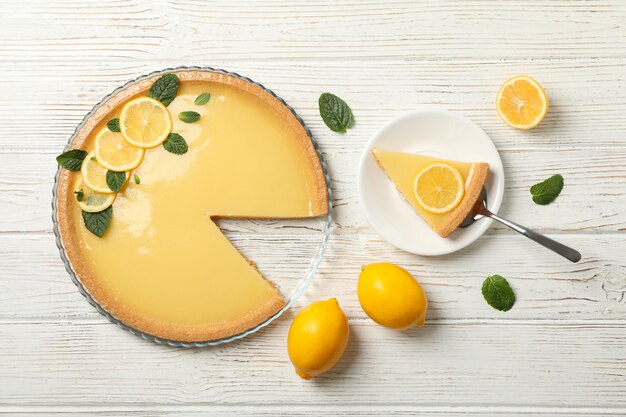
[
  {"x1": 1, "y1": 0, "x2": 626, "y2": 61},
  {"x1": 1, "y1": 233, "x2": 625, "y2": 320},
  {"x1": 1, "y1": 59, "x2": 625, "y2": 152},
  {"x1": 1, "y1": 319, "x2": 626, "y2": 407},
  {"x1": 2, "y1": 146, "x2": 624, "y2": 234},
  {"x1": 2, "y1": 404, "x2": 625, "y2": 417}
]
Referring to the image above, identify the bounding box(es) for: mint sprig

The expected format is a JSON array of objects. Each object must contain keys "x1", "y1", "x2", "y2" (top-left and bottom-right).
[
  {"x1": 82, "y1": 206, "x2": 112, "y2": 238},
  {"x1": 195, "y1": 92, "x2": 210, "y2": 105},
  {"x1": 163, "y1": 133, "x2": 188, "y2": 155},
  {"x1": 107, "y1": 118, "x2": 121, "y2": 132},
  {"x1": 56, "y1": 149, "x2": 87, "y2": 171},
  {"x1": 148, "y1": 73, "x2": 179, "y2": 107},
  {"x1": 318, "y1": 93, "x2": 354, "y2": 133},
  {"x1": 530, "y1": 174, "x2": 563, "y2": 205},
  {"x1": 482, "y1": 275, "x2": 516, "y2": 311},
  {"x1": 106, "y1": 171, "x2": 126, "y2": 192},
  {"x1": 179, "y1": 111, "x2": 200, "y2": 123}
]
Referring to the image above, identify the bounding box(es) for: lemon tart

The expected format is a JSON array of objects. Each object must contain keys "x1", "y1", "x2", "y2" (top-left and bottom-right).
[
  {"x1": 55, "y1": 70, "x2": 329, "y2": 342},
  {"x1": 371, "y1": 148, "x2": 489, "y2": 237}
]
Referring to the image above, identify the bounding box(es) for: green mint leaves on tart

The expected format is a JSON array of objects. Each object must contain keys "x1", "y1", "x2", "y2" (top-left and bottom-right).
[
  {"x1": 134, "y1": 174, "x2": 141, "y2": 185},
  {"x1": 148, "y1": 73, "x2": 179, "y2": 107},
  {"x1": 74, "y1": 189, "x2": 84, "y2": 202},
  {"x1": 318, "y1": 92, "x2": 355, "y2": 133},
  {"x1": 106, "y1": 170, "x2": 126, "y2": 192},
  {"x1": 82, "y1": 206, "x2": 113, "y2": 238},
  {"x1": 179, "y1": 111, "x2": 201, "y2": 123},
  {"x1": 194, "y1": 92, "x2": 210, "y2": 105},
  {"x1": 530, "y1": 174, "x2": 563, "y2": 205},
  {"x1": 56, "y1": 149, "x2": 87, "y2": 171},
  {"x1": 107, "y1": 118, "x2": 121, "y2": 132},
  {"x1": 482, "y1": 274, "x2": 516, "y2": 312},
  {"x1": 163, "y1": 133, "x2": 188, "y2": 155}
]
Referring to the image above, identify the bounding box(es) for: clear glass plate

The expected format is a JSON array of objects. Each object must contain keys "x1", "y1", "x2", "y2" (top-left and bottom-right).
[{"x1": 51, "y1": 67, "x2": 332, "y2": 347}]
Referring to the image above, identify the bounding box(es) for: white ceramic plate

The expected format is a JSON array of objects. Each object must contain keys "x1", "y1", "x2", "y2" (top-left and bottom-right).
[{"x1": 357, "y1": 108, "x2": 505, "y2": 256}]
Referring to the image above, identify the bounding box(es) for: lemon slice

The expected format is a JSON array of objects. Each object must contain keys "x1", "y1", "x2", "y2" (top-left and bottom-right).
[
  {"x1": 413, "y1": 162, "x2": 465, "y2": 214},
  {"x1": 120, "y1": 97, "x2": 173, "y2": 148},
  {"x1": 496, "y1": 75, "x2": 548, "y2": 130},
  {"x1": 74, "y1": 176, "x2": 116, "y2": 213},
  {"x1": 81, "y1": 151, "x2": 127, "y2": 193},
  {"x1": 95, "y1": 128, "x2": 145, "y2": 171}
]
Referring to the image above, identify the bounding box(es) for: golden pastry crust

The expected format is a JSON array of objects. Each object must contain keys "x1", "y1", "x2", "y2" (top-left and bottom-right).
[{"x1": 55, "y1": 70, "x2": 328, "y2": 342}]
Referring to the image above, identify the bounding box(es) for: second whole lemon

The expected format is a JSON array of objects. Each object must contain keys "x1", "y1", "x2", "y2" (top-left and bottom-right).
[
  {"x1": 287, "y1": 298, "x2": 349, "y2": 380},
  {"x1": 358, "y1": 263, "x2": 428, "y2": 330}
]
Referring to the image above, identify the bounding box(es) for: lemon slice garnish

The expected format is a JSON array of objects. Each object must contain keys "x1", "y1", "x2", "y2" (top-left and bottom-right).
[
  {"x1": 94, "y1": 128, "x2": 145, "y2": 171},
  {"x1": 496, "y1": 75, "x2": 548, "y2": 130},
  {"x1": 413, "y1": 162, "x2": 465, "y2": 214},
  {"x1": 120, "y1": 97, "x2": 173, "y2": 148},
  {"x1": 81, "y1": 151, "x2": 128, "y2": 193},
  {"x1": 74, "y1": 176, "x2": 116, "y2": 213}
]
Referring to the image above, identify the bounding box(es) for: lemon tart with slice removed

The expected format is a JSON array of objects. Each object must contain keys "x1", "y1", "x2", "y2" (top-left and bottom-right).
[
  {"x1": 54, "y1": 70, "x2": 329, "y2": 343},
  {"x1": 371, "y1": 148, "x2": 489, "y2": 238}
]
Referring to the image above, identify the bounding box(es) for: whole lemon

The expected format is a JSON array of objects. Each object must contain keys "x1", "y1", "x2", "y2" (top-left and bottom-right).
[
  {"x1": 358, "y1": 263, "x2": 427, "y2": 330},
  {"x1": 287, "y1": 298, "x2": 349, "y2": 379}
]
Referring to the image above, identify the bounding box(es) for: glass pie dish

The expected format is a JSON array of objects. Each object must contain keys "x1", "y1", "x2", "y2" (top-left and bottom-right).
[{"x1": 52, "y1": 66, "x2": 332, "y2": 347}]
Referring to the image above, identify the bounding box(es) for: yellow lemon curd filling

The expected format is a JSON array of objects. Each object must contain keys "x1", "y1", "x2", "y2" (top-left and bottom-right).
[
  {"x1": 372, "y1": 148, "x2": 475, "y2": 227},
  {"x1": 70, "y1": 81, "x2": 322, "y2": 329}
]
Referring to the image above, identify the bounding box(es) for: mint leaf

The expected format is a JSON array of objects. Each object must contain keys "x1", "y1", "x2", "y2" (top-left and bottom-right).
[
  {"x1": 106, "y1": 170, "x2": 126, "y2": 192},
  {"x1": 148, "y1": 73, "x2": 179, "y2": 107},
  {"x1": 107, "y1": 118, "x2": 121, "y2": 132},
  {"x1": 82, "y1": 206, "x2": 112, "y2": 238},
  {"x1": 163, "y1": 133, "x2": 188, "y2": 155},
  {"x1": 179, "y1": 111, "x2": 200, "y2": 123},
  {"x1": 194, "y1": 92, "x2": 210, "y2": 105},
  {"x1": 56, "y1": 149, "x2": 87, "y2": 171},
  {"x1": 530, "y1": 174, "x2": 563, "y2": 205},
  {"x1": 134, "y1": 174, "x2": 140, "y2": 185},
  {"x1": 74, "y1": 190, "x2": 84, "y2": 202},
  {"x1": 318, "y1": 93, "x2": 354, "y2": 133},
  {"x1": 482, "y1": 275, "x2": 516, "y2": 311}
]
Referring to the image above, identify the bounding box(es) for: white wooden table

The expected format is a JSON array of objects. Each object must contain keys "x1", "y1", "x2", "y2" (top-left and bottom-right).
[{"x1": 1, "y1": 1, "x2": 626, "y2": 416}]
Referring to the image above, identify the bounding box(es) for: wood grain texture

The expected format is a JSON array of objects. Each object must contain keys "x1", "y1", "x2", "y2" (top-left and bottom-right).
[
  {"x1": 2, "y1": 320, "x2": 626, "y2": 407},
  {"x1": 3, "y1": 406, "x2": 625, "y2": 417},
  {"x1": 1, "y1": 59, "x2": 626, "y2": 152},
  {"x1": 2, "y1": 147, "x2": 624, "y2": 234},
  {"x1": 1, "y1": 0, "x2": 626, "y2": 61},
  {"x1": 1, "y1": 0, "x2": 626, "y2": 415},
  {"x1": 1, "y1": 233, "x2": 625, "y2": 321}
]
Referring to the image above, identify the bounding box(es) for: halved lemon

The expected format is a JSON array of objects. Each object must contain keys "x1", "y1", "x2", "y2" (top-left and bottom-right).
[
  {"x1": 413, "y1": 162, "x2": 465, "y2": 214},
  {"x1": 74, "y1": 176, "x2": 116, "y2": 213},
  {"x1": 81, "y1": 151, "x2": 128, "y2": 193},
  {"x1": 120, "y1": 97, "x2": 172, "y2": 148},
  {"x1": 94, "y1": 128, "x2": 145, "y2": 171},
  {"x1": 496, "y1": 75, "x2": 548, "y2": 130}
]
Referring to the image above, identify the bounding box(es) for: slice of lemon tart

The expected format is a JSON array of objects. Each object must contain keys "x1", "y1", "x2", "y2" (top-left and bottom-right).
[
  {"x1": 55, "y1": 70, "x2": 328, "y2": 342},
  {"x1": 371, "y1": 148, "x2": 489, "y2": 238}
]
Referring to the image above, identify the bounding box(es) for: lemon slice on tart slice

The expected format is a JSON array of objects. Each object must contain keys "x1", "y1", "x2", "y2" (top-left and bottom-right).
[
  {"x1": 496, "y1": 75, "x2": 548, "y2": 130},
  {"x1": 414, "y1": 162, "x2": 465, "y2": 214},
  {"x1": 120, "y1": 97, "x2": 172, "y2": 148},
  {"x1": 95, "y1": 128, "x2": 145, "y2": 171},
  {"x1": 74, "y1": 176, "x2": 116, "y2": 212}
]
